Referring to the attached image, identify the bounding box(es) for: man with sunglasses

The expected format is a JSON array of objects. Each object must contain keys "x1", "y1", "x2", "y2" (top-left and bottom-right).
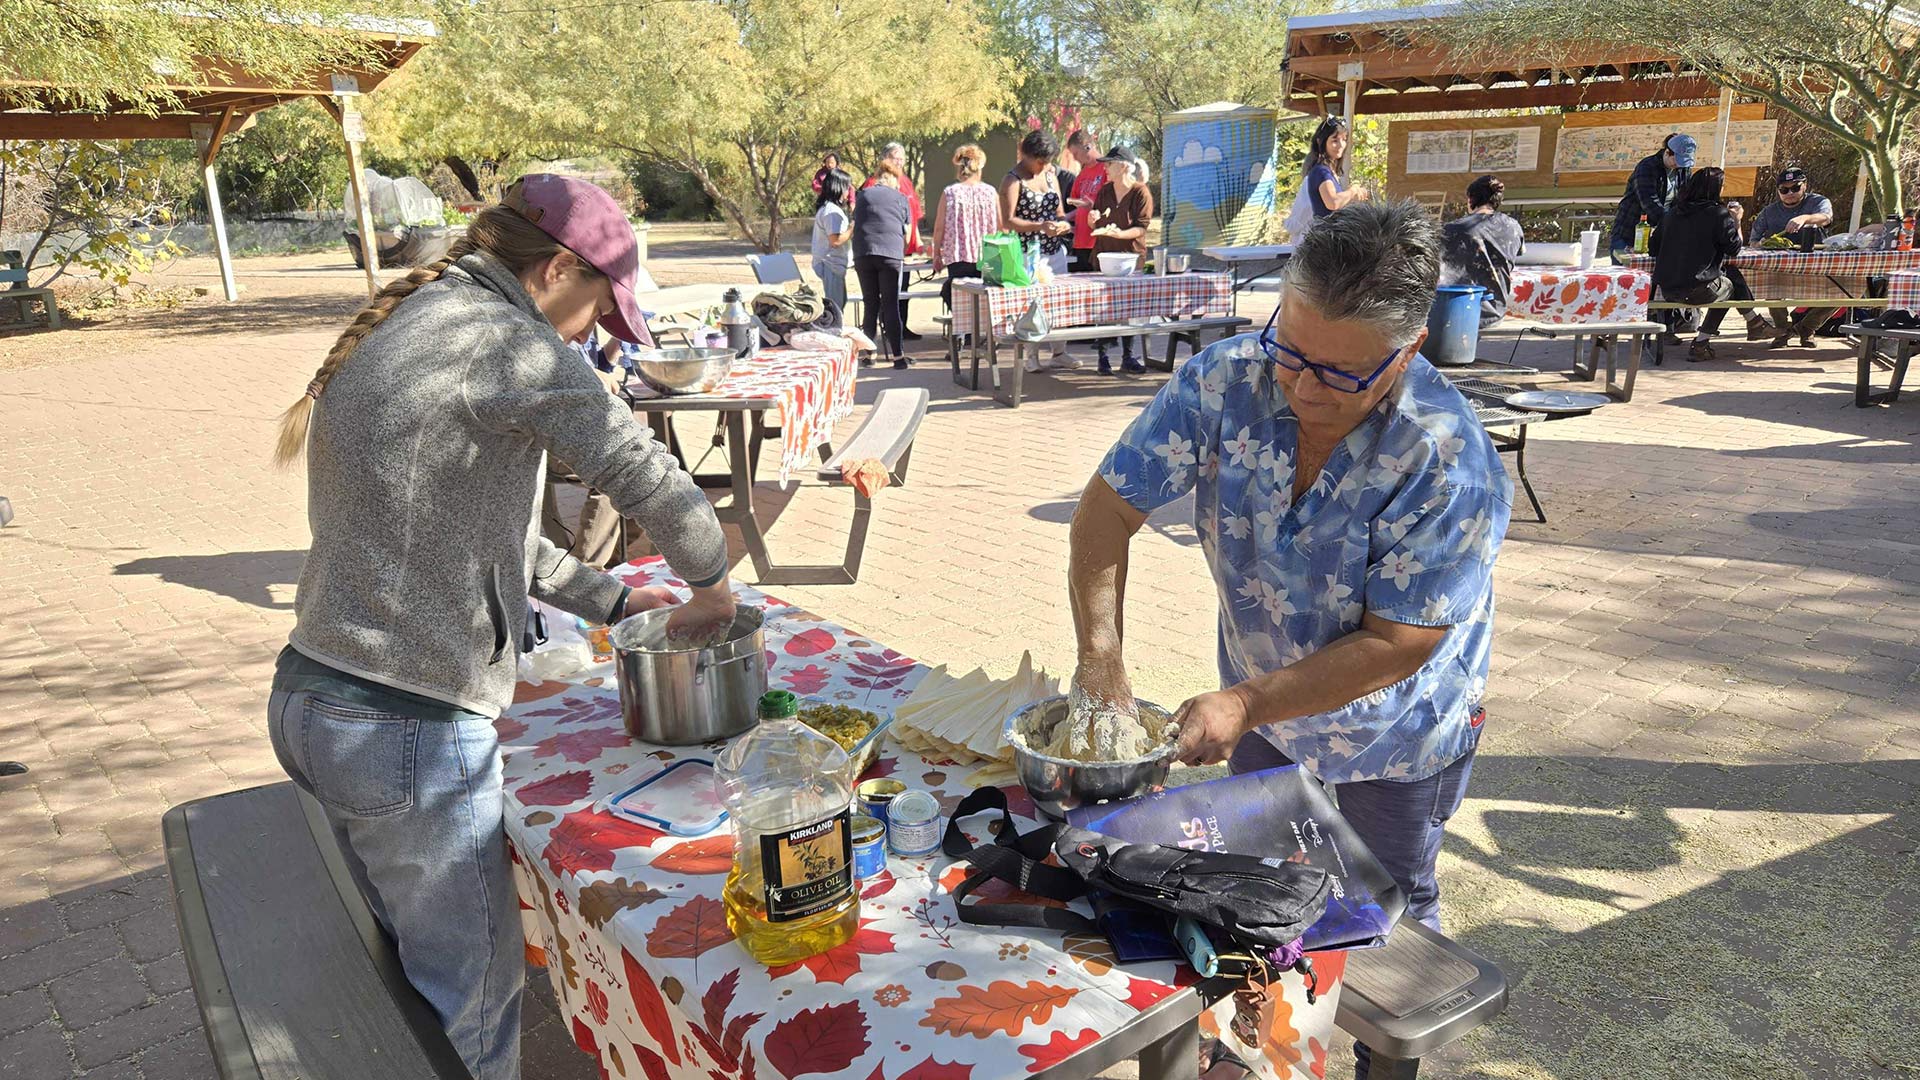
[
  {"x1": 1069, "y1": 205, "x2": 1512, "y2": 1070},
  {"x1": 1747, "y1": 167, "x2": 1839, "y2": 347}
]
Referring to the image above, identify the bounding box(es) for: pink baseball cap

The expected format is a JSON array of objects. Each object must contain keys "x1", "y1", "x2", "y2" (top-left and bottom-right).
[{"x1": 502, "y1": 174, "x2": 654, "y2": 347}]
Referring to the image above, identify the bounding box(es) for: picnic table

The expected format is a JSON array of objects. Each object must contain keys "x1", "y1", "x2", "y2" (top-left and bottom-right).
[
  {"x1": 1887, "y1": 268, "x2": 1920, "y2": 312},
  {"x1": 500, "y1": 558, "x2": 1346, "y2": 1080},
  {"x1": 1616, "y1": 248, "x2": 1920, "y2": 303},
  {"x1": 1198, "y1": 246, "x2": 1295, "y2": 306},
  {"x1": 1508, "y1": 266, "x2": 1652, "y2": 323},
  {"x1": 619, "y1": 337, "x2": 859, "y2": 582},
  {"x1": 949, "y1": 272, "x2": 1239, "y2": 405}
]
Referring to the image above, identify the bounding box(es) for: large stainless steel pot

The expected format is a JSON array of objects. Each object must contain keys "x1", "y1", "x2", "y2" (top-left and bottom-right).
[{"x1": 611, "y1": 605, "x2": 767, "y2": 745}]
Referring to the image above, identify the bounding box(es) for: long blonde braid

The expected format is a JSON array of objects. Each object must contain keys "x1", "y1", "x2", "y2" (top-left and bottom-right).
[{"x1": 273, "y1": 205, "x2": 598, "y2": 466}]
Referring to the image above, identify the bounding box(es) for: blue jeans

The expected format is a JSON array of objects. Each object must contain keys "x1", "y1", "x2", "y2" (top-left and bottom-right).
[
  {"x1": 267, "y1": 653, "x2": 522, "y2": 1080},
  {"x1": 1230, "y1": 732, "x2": 1478, "y2": 1079}
]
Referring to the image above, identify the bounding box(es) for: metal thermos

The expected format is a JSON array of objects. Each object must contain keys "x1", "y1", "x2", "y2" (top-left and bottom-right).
[{"x1": 719, "y1": 288, "x2": 758, "y2": 359}]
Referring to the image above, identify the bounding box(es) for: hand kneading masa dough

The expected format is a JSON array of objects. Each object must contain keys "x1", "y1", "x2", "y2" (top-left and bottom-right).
[{"x1": 1043, "y1": 685, "x2": 1164, "y2": 761}]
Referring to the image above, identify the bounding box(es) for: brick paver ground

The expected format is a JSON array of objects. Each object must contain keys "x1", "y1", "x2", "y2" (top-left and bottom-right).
[{"x1": 1, "y1": 225, "x2": 1915, "y2": 1079}]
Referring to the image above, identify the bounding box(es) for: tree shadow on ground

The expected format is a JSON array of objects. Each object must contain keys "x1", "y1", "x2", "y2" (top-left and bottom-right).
[
  {"x1": 1432, "y1": 754, "x2": 1919, "y2": 1079},
  {"x1": 113, "y1": 551, "x2": 307, "y2": 611}
]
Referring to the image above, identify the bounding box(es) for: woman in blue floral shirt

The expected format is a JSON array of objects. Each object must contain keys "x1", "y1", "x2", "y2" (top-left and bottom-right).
[{"x1": 1068, "y1": 204, "x2": 1511, "y2": 1069}]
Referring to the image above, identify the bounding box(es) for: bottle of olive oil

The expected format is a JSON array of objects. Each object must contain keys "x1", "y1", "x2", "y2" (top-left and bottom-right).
[{"x1": 717, "y1": 691, "x2": 859, "y2": 964}]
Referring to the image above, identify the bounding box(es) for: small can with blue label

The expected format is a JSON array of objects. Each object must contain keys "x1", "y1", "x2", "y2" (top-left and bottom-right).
[
  {"x1": 856, "y1": 778, "x2": 906, "y2": 827},
  {"x1": 851, "y1": 814, "x2": 887, "y2": 880},
  {"x1": 885, "y1": 790, "x2": 942, "y2": 858}
]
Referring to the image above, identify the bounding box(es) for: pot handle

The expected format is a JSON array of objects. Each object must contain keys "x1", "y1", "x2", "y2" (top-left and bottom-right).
[{"x1": 692, "y1": 649, "x2": 760, "y2": 686}]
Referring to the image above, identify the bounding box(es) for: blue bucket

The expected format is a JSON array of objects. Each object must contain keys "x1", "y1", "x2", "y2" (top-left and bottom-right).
[{"x1": 1425, "y1": 286, "x2": 1487, "y2": 367}]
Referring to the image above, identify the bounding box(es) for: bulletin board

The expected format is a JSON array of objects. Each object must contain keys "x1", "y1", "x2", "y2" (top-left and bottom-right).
[{"x1": 1386, "y1": 104, "x2": 1771, "y2": 205}]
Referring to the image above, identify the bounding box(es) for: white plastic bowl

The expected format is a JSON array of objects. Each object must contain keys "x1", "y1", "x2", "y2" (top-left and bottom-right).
[{"x1": 1097, "y1": 253, "x2": 1138, "y2": 277}]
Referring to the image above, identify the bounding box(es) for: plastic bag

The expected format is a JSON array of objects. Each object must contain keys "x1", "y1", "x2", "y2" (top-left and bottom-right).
[
  {"x1": 1012, "y1": 298, "x2": 1051, "y2": 341},
  {"x1": 1283, "y1": 182, "x2": 1315, "y2": 240},
  {"x1": 980, "y1": 232, "x2": 1032, "y2": 287}
]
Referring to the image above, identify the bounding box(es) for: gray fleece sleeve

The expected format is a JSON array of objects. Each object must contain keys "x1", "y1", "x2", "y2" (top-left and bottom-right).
[
  {"x1": 526, "y1": 534, "x2": 630, "y2": 623},
  {"x1": 465, "y1": 329, "x2": 730, "y2": 590}
]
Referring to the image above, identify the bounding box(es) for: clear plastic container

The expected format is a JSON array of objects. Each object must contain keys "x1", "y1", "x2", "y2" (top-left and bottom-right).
[{"x1": 716, "y1": 690, "x2": 859, "y2": 964}]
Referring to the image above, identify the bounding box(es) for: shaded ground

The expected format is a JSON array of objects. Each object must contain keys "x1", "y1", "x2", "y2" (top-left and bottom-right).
[{"x1": 1, "y1": 224, "x2": 1915, "y2": 1078}]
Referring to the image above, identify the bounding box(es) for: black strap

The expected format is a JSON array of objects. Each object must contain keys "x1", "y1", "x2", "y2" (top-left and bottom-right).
[{"x1": 940, "y1": 787, "x2": 1098, "y2": 935}]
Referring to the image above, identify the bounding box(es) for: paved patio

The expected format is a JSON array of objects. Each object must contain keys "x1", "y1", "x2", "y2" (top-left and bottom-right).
[{"x1": 0, "y1": 227, "x2": 1914, "y2": 1079}]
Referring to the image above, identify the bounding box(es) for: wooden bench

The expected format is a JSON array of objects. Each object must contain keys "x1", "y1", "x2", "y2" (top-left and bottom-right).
[
  {"x1": 1336, "y1": 918, "x2": 1509, "y2": 1078},
  {"x1": 958, "y1": 315, "x2": 1250, "y2": 408},
  {"x1": 1646, "y1": 298, "x2": 1888, "y2": 366},
  {"x1": 1, "y1": 250, "x2": 60, "y2": 332},
  {"x1": 1840, "y1": 322, "x2": 1917, "y2": 407},
  {"x1": 163, "y1": 782, "x2": 473, "y2": 1079},
  {"x1": 756, "y1": 387, "x2": 928, "y2": 585},
  {"x1": 1480, "y1": 318, "x2": 1662, "y2": 402}
]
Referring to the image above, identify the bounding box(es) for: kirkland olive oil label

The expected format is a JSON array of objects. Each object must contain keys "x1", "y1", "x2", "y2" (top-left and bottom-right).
[{"x1": 759, "y1": 810, "x2": 854, "y2": 922}]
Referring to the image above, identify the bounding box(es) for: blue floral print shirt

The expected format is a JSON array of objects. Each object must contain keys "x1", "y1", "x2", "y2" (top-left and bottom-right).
[{"x1": 1098, "y1": 334, "x2": 1513, "y2": 784}]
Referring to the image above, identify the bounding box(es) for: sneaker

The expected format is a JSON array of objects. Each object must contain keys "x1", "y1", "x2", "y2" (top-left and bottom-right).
[
  {"x1": 1121, "y1": 357, "x2": 1148, "y2": 374},
  {"x1": 1687, "y1": 339, "x2": 1716, "y2": 363},
  {"x1": 1052, "y1": 352, "x2": 1082, "y2": 371},
  {"x1": 902, "y1": 329, "x2": 925, "y2": 341},
  {"x1": 892, "y1": 357, "x2": 909, "y2": 370},
  {"x1": 1024, "y1": 354, "x2": 1044, "y2": 374}
]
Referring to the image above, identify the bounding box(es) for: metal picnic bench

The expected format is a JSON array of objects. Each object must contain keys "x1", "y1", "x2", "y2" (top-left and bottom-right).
[
  {"x1": 944, "y1": 313, "x2": 1251, "y2": 407},
  {"x1": 1841, "y1": 321, "x2": 1917, "y2": 407},
  {"x1": 163, "y1": 783, "x2": 472, "y2": 1080},
  {"x1": 1478, "y1": 317, "x2": 1662, "y2": 403}
]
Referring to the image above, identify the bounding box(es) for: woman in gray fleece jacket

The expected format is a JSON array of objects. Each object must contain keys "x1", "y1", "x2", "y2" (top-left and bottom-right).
[{"x1": 267, "y1": 175, "x2": 731, "y2": 1080}]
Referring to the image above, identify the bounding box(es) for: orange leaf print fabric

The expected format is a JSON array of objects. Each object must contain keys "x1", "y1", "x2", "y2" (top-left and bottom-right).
[{"x1": 919, "y1": 980, "x2": 1080, "y2": 1038}]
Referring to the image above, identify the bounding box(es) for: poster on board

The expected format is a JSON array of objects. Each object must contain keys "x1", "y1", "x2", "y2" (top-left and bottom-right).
[
  {"x1": 1406, "y1": 130, "x2": 1470, "y2": 174},
  {"x1": 1468, "y1": 128, "x2": 1541, "y2": 172},
  {"x1": 1554, "y1": 120, "x2": 1777, "y2": 171}
]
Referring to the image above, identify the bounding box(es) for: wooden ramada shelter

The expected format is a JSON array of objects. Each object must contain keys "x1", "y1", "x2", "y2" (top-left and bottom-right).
[
  {"x1": 1276, "y1": 4, "x2": 1839, "y2": 222},
  {"x1": 0, "y1": 17, "x2": 434, "y2": 300}
]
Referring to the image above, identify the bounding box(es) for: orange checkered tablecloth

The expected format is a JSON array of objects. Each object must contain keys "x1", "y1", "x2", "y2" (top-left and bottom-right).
[{"x1": 952, "y1": 272, "x2": 1234, "y2": 337}]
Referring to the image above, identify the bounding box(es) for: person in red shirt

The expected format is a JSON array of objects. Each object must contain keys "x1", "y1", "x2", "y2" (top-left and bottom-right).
[
  {"x1": 1064, "y1": 129, "x2": 1108, "y2": 273},
  {"x1": 864, "y1": 142, "x2": 925, "y2": 339}
]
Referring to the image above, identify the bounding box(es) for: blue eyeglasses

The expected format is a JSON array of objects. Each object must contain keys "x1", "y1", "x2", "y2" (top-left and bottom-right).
[{"x1": 1258, "y1": 307, "x2": 1408, "y2": 394}]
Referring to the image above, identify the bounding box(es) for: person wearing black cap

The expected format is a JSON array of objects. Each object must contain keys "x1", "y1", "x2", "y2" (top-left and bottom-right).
[
  {"x1": 1088, "y1": 145, "x2": 1155, "y2": 374},
  {"x1": 1609, "y1": 133, "x2": 1695, "y2": 263},
  {"x1": 1749, "y1": 167, "x2": 1834, "y2": 244},
  {"x1": 1748, "y1": 167, "x2": 1838, "y2": 347}
]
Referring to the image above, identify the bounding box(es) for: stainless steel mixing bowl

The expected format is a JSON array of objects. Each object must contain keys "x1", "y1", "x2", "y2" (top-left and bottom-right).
[
  {"x1": 632, "y1": 347, "x2": 734, "y2": 395},
  {"x1": 1005, "y1": 695, "x2": 1177, "y2": 819}
]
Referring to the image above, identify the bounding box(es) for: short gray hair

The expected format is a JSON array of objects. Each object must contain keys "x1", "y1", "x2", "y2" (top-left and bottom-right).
[
  {"x1": 1283, "y1": 201, "x2": 1440, "y2": 343},
  {"x1": 882, "y1": 141, "x2": 906, "y2": 160}
]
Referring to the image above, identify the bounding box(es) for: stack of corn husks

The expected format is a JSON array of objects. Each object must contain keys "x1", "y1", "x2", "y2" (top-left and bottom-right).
[{"x1": 892, "y1": 652, "x2": 1058, "y2": 785}]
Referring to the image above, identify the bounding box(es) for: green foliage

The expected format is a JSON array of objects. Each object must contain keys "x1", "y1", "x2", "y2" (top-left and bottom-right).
[
  {"x1": 210, "y1": 99, "x2": 349, "y2": 215},
  {"x1": 0, "y1": 141, "x2": 184, "y2": 289},
  {"x1": 1057, "y1": 0, "x2": 1326, "y2": 164},
  {"x1": 371, "y1": 0, "x2": 1015, "y2": 250},
  {"x1": 1447, "y1": 0, "x2": 1920, "y2": 217},
  {"x1": 0, "y1": 0, "x2": 420, "y2": 112}
]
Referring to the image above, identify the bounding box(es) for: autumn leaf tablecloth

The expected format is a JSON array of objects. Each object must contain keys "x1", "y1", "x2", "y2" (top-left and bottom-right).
[
  {"x1": 501, "y1": 557, "x2": 1345, "y2": 1080},
  {"x1": 1508, "y1": 267, "x2": 1653, "y2": 323},
  {"x1": 621, "y1": 335, "x2": 859, "y2": 485}
]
